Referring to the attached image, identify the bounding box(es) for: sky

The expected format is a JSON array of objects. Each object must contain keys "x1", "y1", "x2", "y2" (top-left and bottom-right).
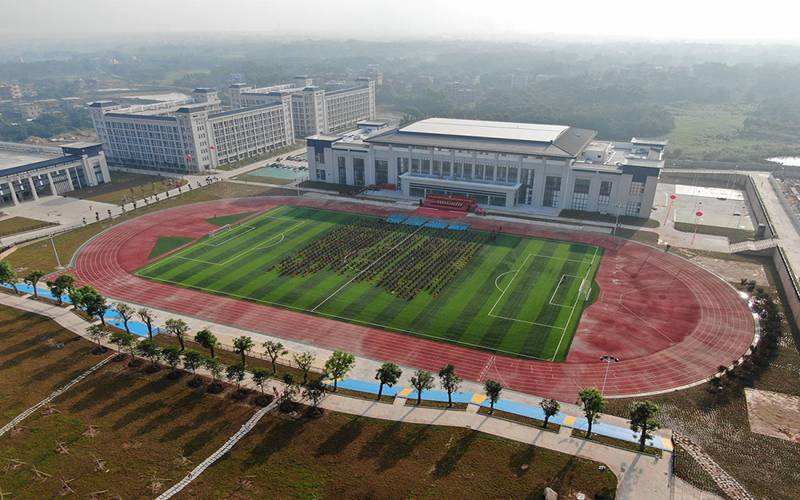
[{"x1": 0, "y1": 0, "x2": 798, "y2": 43}]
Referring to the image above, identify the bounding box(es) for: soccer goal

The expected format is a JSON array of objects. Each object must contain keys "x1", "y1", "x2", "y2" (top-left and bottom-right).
[
  {"x1": 210, "y1": 224, "x2": 232, "y2": 237},
  {"x1": 579, "y1": 277, "x2": 592, "y2": 301}
]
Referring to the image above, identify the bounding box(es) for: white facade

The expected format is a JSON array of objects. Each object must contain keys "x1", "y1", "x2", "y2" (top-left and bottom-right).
[
  {"x1": 0, "y1": 142, "x2": 110, "y2": 207},
  {"x1": 307, "y1": 118, "x2": 664, "y2": 218},
  {"x1": 228, "y1": 77, "x2": 376, "y2": 139},
  {"x1": 89, "y1": 88, "x2": 294, "y2": 172}
]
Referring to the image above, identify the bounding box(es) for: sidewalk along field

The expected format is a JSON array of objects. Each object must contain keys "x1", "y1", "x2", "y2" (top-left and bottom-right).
[{"x1": 137, "y1": 205, "x2": 603, "y2": 360}]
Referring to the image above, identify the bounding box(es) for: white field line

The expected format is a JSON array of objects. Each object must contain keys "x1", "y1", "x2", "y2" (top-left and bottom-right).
[
  {"x1": 493, "y1": 269, "x2": 518, "y2": 292},
  {"x1": 550, "y1": 246, "x2": 600, "y2": 361},
  {"x1": 201, "y1": 226, "x2": 256, "y2": 247},
  {"x1": 169, "y1": 220, "x2": 305, "y2": 267},
  {"x1": 548, "y1": 274, "x2": 586, "y2": 308},
  {"x1": 155, "y1": 402, "x2": 277, "y2": 500},
  {"x1": 140, "y1": 272, "x2": 554, "y2": 361},
  {"x1": 0, "y1": 355, "x2": 115, "y2": 437},
  {"x1": 487, "y1": 253, "x2": 533, "y2": 317},
  {"x1": 310, "y1": 225, "x2": 427, "y2": 312}
]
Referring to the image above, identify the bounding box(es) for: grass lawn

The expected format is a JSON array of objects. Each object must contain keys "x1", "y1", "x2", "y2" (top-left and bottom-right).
[
  {"x1": 206, "y1": 211, "x2": 257, "y2": 227},
  {"x1": 0, "y1": 216, "x2": 57, "y2": 237},
  {"x1": 67, "y1": 171, "x2": 185, "y2": 205},
  {"x1": 570, "y1": 429, "x2": 662, "y2": 458},
  {"x1": 672, "y1": 221, "x2": 755, "y2": 244},
  {"x1": 137, "y1": 205, "x2": 603, "y2": 360},
  {"x1": 5, "y1": 182, "x2": 297, "y2": 274},
  {"x1": 148, "y1": 236, "x2": 194, "y2": 259},
  {"x1": 0, "y1": 306, "x2": 617, "y2": 499}
]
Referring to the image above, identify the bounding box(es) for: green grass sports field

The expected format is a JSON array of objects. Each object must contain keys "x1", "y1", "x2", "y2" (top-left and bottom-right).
[{"x1": 137, "y1": 206, "x2": 603, "y2": 360}]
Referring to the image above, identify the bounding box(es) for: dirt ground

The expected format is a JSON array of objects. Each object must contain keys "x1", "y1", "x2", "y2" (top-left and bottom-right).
[{"x1": 745, "y1": 388, "x2": 800, "y2": 443}]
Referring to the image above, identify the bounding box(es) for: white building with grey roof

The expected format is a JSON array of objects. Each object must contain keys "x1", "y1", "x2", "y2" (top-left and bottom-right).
[
  {"x1": 229, "y1": 77, "x2": 375, "y2": 139},
  {"x1": 306, "y1": 117, "x2": 665, "y2": 217},
  {"x1": 89, "y1": 88, "x2": 294, "y2": 172}
]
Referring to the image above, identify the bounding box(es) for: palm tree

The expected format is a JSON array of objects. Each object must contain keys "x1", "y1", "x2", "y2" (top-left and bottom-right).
[
  {"x1": 24, "y1": 270, "x2": 45, "y2": 299},
  {"x1": 165, "y1": 318, "x2": 189, "y2": 351},
  {"x1": 375, "y1": 362, "x2": 402, "y2": 400},
  {"x1": 137, "y1": 307, "x2": 155, "y2": 339},
  {"x1": 410, "y1": 369, "x2": 434, "y2": 406},
  {"x1": 114, "y1": 302, "x2": 135, "y2": 334},
  {"x1": 195, "y1": 328, "x2": 218, "y2": 358},
  {"x1": 0, "y1": 261, "x2": 19, "y2": 294},
  {"x1": 232, "y1": 336, "x2": 254, "y2": 368},
  {"x1": 263, "y1": 340, "x2": 287, "y2": 374},
  {"x1": 293, "y1": 351, "x2": 315, "y2": 384},
  {"x1": 484, "y1": 380, "x2": 502, "y2": 414}
]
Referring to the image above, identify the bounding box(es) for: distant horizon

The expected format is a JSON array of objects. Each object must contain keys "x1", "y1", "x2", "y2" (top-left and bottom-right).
[{"x1": 2, "y1": 0, "x2": 800, "y2": 44}]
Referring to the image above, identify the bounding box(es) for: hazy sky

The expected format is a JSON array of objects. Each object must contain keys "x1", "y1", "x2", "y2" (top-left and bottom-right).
[{"x1": 1, "y1": 0, "x2": 797, "y2": 42}]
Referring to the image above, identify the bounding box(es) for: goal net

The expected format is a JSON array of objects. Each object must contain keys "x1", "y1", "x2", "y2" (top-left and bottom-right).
[
  {"x1": 579, "y1": 277, "x2": 592, "y2": 301},
  {"x1": 210, "y1": 224, "x2": 232, "y2": 237}
]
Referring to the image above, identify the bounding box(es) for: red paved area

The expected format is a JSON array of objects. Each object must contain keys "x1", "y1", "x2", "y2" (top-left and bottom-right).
[{"x1": 72, "y1": 196, "x2": 755, "y2": 400}]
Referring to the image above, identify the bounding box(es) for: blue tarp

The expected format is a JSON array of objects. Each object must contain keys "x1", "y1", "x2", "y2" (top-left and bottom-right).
[
  {"x1": 402, "y1": 216, "x2": 428, "y2": 226},
  {"x1": 386, "y1": 214, "x2": 407, "y2": 224},
  {"x1": 447, "y1": 222, "x2": 470, "y2": 231},
  {"x1": 424, "y1": 220, "x2": 449, "y2": 229}
]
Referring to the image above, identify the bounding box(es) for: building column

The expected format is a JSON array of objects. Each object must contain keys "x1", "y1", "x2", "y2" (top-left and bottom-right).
[
  {"x1": 46, "y1": 172, "x2": 57, "y2": 195},
  {"x1": 98, "y1": 151, "x2": 110, "y2": 183},
  {"x1": 81, "y1": 155, "x2": 99, "y2": 186},
  {"x1": 9, "y1": 182, "x2": 19, "y2": 206},
  {"x1": 27, "y1": 176, "x2": 39, "y2": 200},
  {"x1": 65, "y1": 169, "x2": 75, "y2": 191}
]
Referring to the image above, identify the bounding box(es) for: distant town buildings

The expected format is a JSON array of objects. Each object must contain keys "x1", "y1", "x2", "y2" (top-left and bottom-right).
[
  {"x1": 0, "y1": 141, "x2": 110, "y2": 207},
  {"x1": 307, "y1": 117, "x2": 665, "y2": 217}
]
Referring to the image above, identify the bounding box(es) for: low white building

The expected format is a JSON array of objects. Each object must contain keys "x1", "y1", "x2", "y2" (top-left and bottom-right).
[
  {"x1": 0, "y1": 141, "x2": 110, "y2": 207},
  {"x1": 307, "y1": 117, "x2": 665, "y2": 218}
]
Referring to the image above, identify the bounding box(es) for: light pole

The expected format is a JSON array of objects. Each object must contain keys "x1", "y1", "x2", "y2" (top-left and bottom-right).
[
  {"x1": 613, "y1": 204, "x2": 623, "y2": 236},
  {"x1": 600, "y1": 355, "x2": 619, "y2": 396},
  {"x1": 50, "y1": 234, "x2": 63, "y2": 270}
]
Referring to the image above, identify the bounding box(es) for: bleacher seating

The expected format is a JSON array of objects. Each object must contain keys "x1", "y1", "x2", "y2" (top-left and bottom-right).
[{"x1": 421, "y1": 194, "x2": 477, "y2": 212}]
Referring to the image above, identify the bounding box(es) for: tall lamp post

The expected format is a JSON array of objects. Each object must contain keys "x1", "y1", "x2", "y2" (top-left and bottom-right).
[{"x1": 600, "y1": 355, "x2": 620, "y2": 396}]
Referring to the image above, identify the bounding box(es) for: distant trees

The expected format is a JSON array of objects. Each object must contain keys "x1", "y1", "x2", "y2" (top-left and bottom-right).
[
  {"x1": 438, "y1": 364, "x2": 462, "y2": 408},
  {"x1": 540, "y1": 399, "x2": 561, "y2": 428},
  {"x1": 484, "y1": 380, "x2": 503, "y2": 414},
  {"x1": 323, "y1": 351, "x2": 355, "y2": 392},
  {"x1": 629, "y1": 401, "x2": 660, "y2": 452},
  {"x1": 410, "y1": 369, "x2": 435, "y2": 406},
  {"x1": 263, "y1": 340, "x2": 287, "y2": 374},
  {"x1": 375, "y1": 362, "x2": 402, "y2": 400},
  {"x1": 164, "y1": 318, "x2": 189, "y2": 351},
  {"x1": 578, "y1": 388, "x2": 607, "y2": 439},
  {"x1": 46, "y1": 274, "x2": 75, "y2": 305},
  {"x1": 24, "y1": 270, "x2": 44, "y2": 298},
  {"x1": 195, "y1": 328, "x2": 218, "y2": 358}
]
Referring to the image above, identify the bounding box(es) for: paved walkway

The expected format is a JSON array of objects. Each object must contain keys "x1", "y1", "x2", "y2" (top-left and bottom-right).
[{"x1": 0, "y1": 292, "x2": 678, "y2": 500}]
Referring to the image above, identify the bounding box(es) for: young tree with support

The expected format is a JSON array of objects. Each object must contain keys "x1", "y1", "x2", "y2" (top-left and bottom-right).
[
  {"x1": 540, "y1": 398, "x2": 561, "y2": 428},
  {"x1": 24, "y1": 270, "x2": 45, "y2": 299},
  {"x1": 195, "y1": 328, "x2": 218, "y2": 359},
  {"x1": 263, "y1": 340, "x2": 287, "y2": 374},
  {"x1": 251, "y1": 367, "x2": 271, "y2": 406},
  {"x1": 114, "y1": 302, "x2": 135, "y2": 335},
  {"x1": 136, "y1": 338, "x2": 162, "y2": 369},
  {"x1": 304, "y1": 379, "x2": 326, "y2": 417},
  {"x1": 203, "y1": 356, "x2": 224, "y2": 392},
  {"x1": 293, "y1": 351, "x2": 316, "y2": 384},
  {"x1": 162, "y1": 345, "x2": 181, "y2": 377},
  {"x1": 182, "y1": 350, "x2": 203, "y2": 384},
  {"x1": 226, "y1": 364, "x2": 246, "y2": 392},
  {"x1": 232, "y1": 336, "x2": 254, "y2": 369},
  {"x1": 629, "y1": 400, "x2": 660, "y2": 452},
  {"x1": 323, "y1": 351, "x2": 355, "y2": 392},
  {"x1": 410, "y1": 369, "x2": 435, "y2": 406},
  {"x1": 484, "y1": 380, "x2": 503, "y2": 414},
  {"x1": 375, "y1": 362, "x2": 402, "y2": 400},
  {"x1": 438, "y1": 364, "x2": 462, "y2": 408},
  {"x1": 46, "y1": 274, "x2": 75, "y2": 305},
  {"x1": 86, "y1": 324, "x2": 108, "y2": 349},
  {"x1": 137, "y1": 307, "x2": 155, "y2": 339},
  {"x1": 109, "y1": 330, "x2": 135, "y2": 359},
  {"x1": 165, "y1": 318, "x2": 189, "y2": 351},
  {"x1": 578, "y1": 388, "x2": 607, "y2": 439}
]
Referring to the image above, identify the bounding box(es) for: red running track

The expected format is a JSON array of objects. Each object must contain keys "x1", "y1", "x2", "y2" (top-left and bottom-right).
[{"x1": 72, "y1": 197, "x2": 755, "y2": 400}]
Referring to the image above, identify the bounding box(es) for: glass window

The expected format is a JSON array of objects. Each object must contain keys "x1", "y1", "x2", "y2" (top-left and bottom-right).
[
  {"x1": 421, "y1": 159, "x2": 431, "y2": 175},
  {"x1": 508, "y1": 167, "x2": 518, "y2": 183},
  {"x1": 496, "y1": 166, "x2": 507, "y2": 183},
  {"x1": 375, "y1": 160, "x2": 389, "y2": 185},
  {"x1": 463, "y1": 163, "x2": 472, "y2": 179},
  {"x1": 411, "y1": 159, "x2": 420, "y2": 173},
  {"x1": 442, "y1": 161, "x2": 451, "y2": 176},
  {"x1": 432, "y1": 160, "x2": 441, "y2": 176},
  {"x1": 454, "y1": 162, "x2": 462, "y2": 178},
  {"x1": 485, "y1": 164, "x2": 494, "y2": 180},
  {"x1": 599, "y1": 180, "x2": 612, "y2": 196},
  {"x1": 474, "y1": 164, "x2": 484, "y2": 180}
]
